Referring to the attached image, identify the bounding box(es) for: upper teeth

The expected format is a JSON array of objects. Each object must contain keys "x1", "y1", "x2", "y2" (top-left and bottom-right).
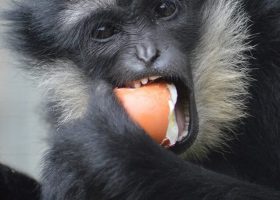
[
  {"x1": 140, "y1": 78, "x2": 149, "y2": 85},
  {"x1": 129, "y1": 76, "x2": 162, "y2": 88},
  {"x1": 134, "y1": 81, "x2": 141, "y2": 88},
  {"x1": 149, "y1": 76, "x2": 161, "y2": 81}
]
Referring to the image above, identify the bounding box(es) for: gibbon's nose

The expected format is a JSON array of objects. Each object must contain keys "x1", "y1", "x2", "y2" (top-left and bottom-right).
[{"x1": 136, "y1": 43, "x2": 160, "y2": 67}]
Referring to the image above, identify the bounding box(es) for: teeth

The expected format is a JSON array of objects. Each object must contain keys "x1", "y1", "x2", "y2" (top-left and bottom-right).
[
  {"x1": 149, "y1": 76, "x2": 161, "y2": 81},
  {"x1": 133, "y1": 81, "x2": 141, "y2": 88},
  {"x1": 127, "y1": 76, "x2": 162, "y2": 88},
  {"x1": 141, "y1": 78, "x2": 149, "y2": 85}
]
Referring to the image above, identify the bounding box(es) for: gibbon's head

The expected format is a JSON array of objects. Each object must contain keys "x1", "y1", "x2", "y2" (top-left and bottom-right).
[{"x1": 5, "y1": 0, "x2": 252, "y2": 159}]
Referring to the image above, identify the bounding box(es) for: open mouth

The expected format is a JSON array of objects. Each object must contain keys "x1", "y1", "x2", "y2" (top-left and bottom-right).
[{"x1": 120, "y1": 75, "x2": 199, "y2": 153}]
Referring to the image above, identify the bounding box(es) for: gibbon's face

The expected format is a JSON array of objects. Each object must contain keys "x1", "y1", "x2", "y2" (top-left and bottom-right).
[
  {"x1": 11, "y1": 0, "x2": 251, "y2": 158},
  {"x1": 34, "y1": 0, "x2": 202, "y2": 153},
  {"x1": 76, "y1": 0, "x2": 201, "y2": 153}
]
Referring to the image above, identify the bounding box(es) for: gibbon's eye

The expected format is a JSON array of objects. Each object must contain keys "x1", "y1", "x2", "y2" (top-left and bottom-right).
[
  {"x1": 154, "y1": 0, "x2": 177, "y2": 19},
  {"x1": 92, "y1": 22, "x2": 119, "y2": 41}
]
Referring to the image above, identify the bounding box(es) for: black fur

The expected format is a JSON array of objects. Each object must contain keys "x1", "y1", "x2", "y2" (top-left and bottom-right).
[
  {"x1": 2, "y1": 0, "x2": 280, "y2": 199},
  {"x1": 0, "y1": 164, "x2": 40, "y2": 200}
]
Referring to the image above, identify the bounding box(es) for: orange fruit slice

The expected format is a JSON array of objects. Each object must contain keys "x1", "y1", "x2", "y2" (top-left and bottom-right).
[{"x1": 114, "y1": 82, "x2": 178, "y2": 146}]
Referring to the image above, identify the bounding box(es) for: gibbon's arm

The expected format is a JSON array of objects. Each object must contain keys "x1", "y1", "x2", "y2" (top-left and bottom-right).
[{"x1": 41, "y1": 81, "x2": 280, "y2": 200}]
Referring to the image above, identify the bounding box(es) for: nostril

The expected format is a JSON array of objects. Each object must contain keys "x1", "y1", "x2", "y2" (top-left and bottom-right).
[
  {"x1": 151, "y1": 49, "x2": 160, "y2": 63},
  {"x1": 136, "y1": 43, "x2": 160, "y2": 66}
]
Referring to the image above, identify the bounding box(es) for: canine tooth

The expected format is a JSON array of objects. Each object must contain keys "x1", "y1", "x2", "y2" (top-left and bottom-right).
[
  {"x1": 149, "y1": 76, "x2": 161, "y2": 81},
  {"x1": 165, "y1": 84, "x2": 179, "y2": 147},
  {"x1": 141, "y1": 78, "x2": 149, "y2": 85}
]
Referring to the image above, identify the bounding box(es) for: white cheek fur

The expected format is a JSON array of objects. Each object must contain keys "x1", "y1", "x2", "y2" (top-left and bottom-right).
[
  {"x1": 34, "y1": 60, "x2": 90, "y2": 124},
  {"x1": 183, "y1": 0, "x2": 252, "y2": 159}
]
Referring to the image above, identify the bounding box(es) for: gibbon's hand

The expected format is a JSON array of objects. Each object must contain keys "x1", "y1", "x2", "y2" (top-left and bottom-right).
[
  {"x1": 86, "y1": 79, "x2": 144, "y2": 136},
  {"x1": 47, "y1": 79, "x2": 183, "y2": 199}
]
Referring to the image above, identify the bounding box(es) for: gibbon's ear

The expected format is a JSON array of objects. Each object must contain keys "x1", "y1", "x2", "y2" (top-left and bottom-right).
[{"x1": 0, "y1": 164, "x2": 41, "y2": 200}]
